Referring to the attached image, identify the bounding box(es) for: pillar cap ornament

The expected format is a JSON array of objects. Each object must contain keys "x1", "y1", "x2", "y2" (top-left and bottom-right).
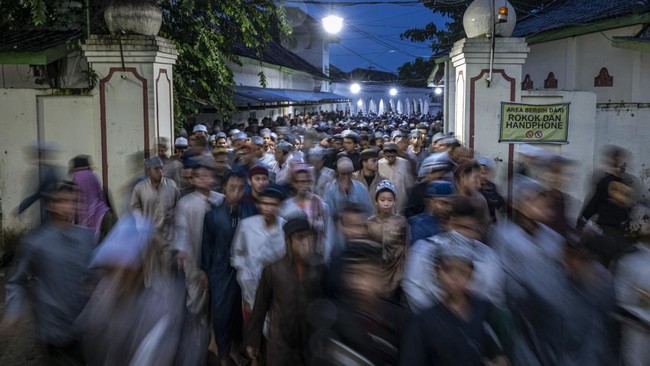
[
  {"x1": 104, "y1": 0, "x2": 163, "y2": 37},
  {"x1": 463, "y1": 0, "x2": 517, "y2": 38}
]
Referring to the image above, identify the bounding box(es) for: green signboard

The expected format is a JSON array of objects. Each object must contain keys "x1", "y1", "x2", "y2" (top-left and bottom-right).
[{"x1": 499, "y1": 102, "x2": 570, "y2": 143}]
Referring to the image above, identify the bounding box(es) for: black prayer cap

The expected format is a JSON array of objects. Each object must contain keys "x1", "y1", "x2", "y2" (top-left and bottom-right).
[{"x1": 283, "y1": 216, "x2": 312, "y2": 238}]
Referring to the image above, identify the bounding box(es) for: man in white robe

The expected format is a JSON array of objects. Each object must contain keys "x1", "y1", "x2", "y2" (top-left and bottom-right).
[
  {"x1": 378, "y1": 143, "x2": 413, "y2": 214},
  {"x1": 231, "y1": 185, "x2": 287, "y2": 318}
]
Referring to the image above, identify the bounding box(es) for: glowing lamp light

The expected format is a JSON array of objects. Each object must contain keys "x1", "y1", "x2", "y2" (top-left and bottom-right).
[
  {"x1": 322, "y1": 15, "x2": 343, "y2": 34},
  {"x1": 389, "y1": 88, "x2": 398, "y2": 96},
  {"x1": 350, "y1": 83, "x2": 361, "y2": 94},
  {"x1": 434, "y1": 87, "x2": 443, "y2": 95},
  {"x1": 498, "y1": 6, "x2": 508, "y2": 23},
  {"x1": 357, "y1": 100, "x2": 363, "y2": 107}
]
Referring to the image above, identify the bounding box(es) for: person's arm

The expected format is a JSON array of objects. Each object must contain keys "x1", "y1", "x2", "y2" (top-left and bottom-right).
[
  {"x1": 1, "y1": 239, "x2": 35, "y2": 331},
  {"x1": 130, "y1": 183, "x2": 143, "y2": 212},
  {"x1": 401, "y1": 241, "x2": 439, "y2": 312},
  {"x1": 246, "y1": 265, "x2": 274, "y2": 358},
  {"x1": 579, "y1": 177, "x2": 607, "y2": 227},
  {"x1": 201, "y1": 211, "x2": 214, "y2": 273},
  {"x1": 230, "y1": 227, "x2": 256, "y2": 306}
]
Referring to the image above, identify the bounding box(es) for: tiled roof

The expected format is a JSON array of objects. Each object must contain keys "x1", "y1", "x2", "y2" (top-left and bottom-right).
[
  {"x1": 347, "y1": 67, "x2": 398, "y2": 83},
  {"x1": 513, "y1": 0, "x2": 647, "y2": 38},
  {"x1": 0, "y1": 29, "x2": 82, "y2": 53},
  {"x1": 232, "y1": 39, "x2": 327, "y2": 79}
]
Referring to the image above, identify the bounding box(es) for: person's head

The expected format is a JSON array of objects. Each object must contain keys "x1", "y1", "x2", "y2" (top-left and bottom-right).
[
  {"x1": 308, "y1": 147, "x2": 326, "y2": 169},
  {"x1": 342, "y1": 243, "x2": 387, "y2": 299},
  {"x1": 343, "y1": 133, "x2": 358, "y2": 154},
  {"x1": 331, "y1": 136, "x2": 344, "y2": 151},
  {"x1": 258, "y1": 185, "x2": 285, "y2": 222},
  {"x1": 174, "y1": 137, "x2": 188, "y2": 155},
  {"x1": 223, "y1": 170, "x2": 246, "y2": 205},
  {"x1": 602, "y1": 144, "x2": 630, "y2": 173},
  {"x1": 284, "y1": 217, "x2": 315, "y2": 261},
  {"x1": 237, "y1": 143, "x2": 254, "y2": 166},
  {"x1": 248, "y1": 165, "x2": 270, "y2": 195},
  {"x1": 275, "y1": 141, "x2": 293, "y2": 163},
  {"x1": 46, "y1": 181, "x2": 78, "y2": 222},
  {"x1": 360, "y1": 148, "x2": 379, "y2": 173},
  {"x1": 212, "y1": 148, "x2": 229, "y2": 173},
  {"x1": 426, "y1": 181, "x2": 455, "y2": 220},
  {"x1": 395, "y1": 136, "x2": 409, "y2": 152},
  {"x1": 512, "y1": 175, "x2": 551, "y2": 224},
  {"x1": 215, "y1": 134, "x2": 228, "y2": 149},
  {"x1": 382, "y1": 143, "x2": 398, "y2": 165},
  {"x1": 435, "y1": 245, "x2": 474, "y2": 299},
  {"x1": 359, "y1": 135, "x2": 370, "y2": 151},
  {"x1": 192, "y1": 124, "x2": 208, "y2": 138},
  {"x1": 336, "y1": 157, "x2": 354, "y2": 183},
  {"x1": 232, "y1": 132, "x2": 247, "y2": 150},
  {"x1": 69, "y1": 154, "x2": 93, "y2": 173},
  {"x1": 419, "y1": 156, "x2": 452, "y2": 182},
  {"x1": 431, "y1": 132, "x2": 446, "y2": 152},
  {"x1": 478, "y1": 158, "x2": 494, "y2": 185},
  {"x1": 409, "y1": 130, "x2": 423, "y2": 147},
  {"x1": 251, "y1": 136, "x2": 265, "y2": 157},
  {"x1": 292, "y1": 168, "x2": 313, "y2": 197},
  {"x1": 156, "y1": 137, "x2": 169, "y2": 158},
  {"x1": 447, "y1": 196, "x2": 483, "y2": 240},
  {"x1": 192, "y1": 134, "x2": 208, "y2": 153},
  {"x1": 454, "y1": 161, "x2": 481, "y2": 195},
  {"x1": 375, "y1": 180, "x2": 396, "y2": 214},
  {"x1": 144, "y1": 156, "x2": 164, "y2": 182},
  {"x1": 191, "y1": 156, "x2": 217, "y2": 191},
  {"x1": 340, "y1": 204, "x2": 370, "y2": 240}
]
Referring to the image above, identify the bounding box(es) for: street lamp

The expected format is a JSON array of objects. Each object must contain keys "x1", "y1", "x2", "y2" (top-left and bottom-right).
[
  {"x1": 322, "y1": 15, "x2": 343, "y2": 34},
  {"x1": 357, "y1": 100, "x2": 363, "y2": 107},
  {"x1": 350, "y1": 83, "x2": 361, "y2": 94},
  {"x1": 434, "y1": 87, "x2": 443, "y2": 95},
  {"x1": 389, "y1": 88, "x2": 398, "y2": 96}
]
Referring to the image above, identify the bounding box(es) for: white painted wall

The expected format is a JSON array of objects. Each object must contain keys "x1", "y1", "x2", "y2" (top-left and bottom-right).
[
  {"x1": 522, "y1": 26, "x2": 648, "y2": 103},
  {"x1": 230, "y1": 58, "x2": 322, "y2": 91}
]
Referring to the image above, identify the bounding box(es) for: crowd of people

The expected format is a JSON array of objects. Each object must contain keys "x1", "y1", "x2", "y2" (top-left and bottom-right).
[{"x1": 1, "y1": 110, "x2": 649, "y2": 366}]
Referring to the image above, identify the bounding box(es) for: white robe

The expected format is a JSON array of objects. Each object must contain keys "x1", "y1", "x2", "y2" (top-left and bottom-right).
[
  {"x1": 378, "y1": 157, "x2": 413, "y2": 214},
  {"x1": 230, "y1": 215, "x2": 286, "y2": 306}
]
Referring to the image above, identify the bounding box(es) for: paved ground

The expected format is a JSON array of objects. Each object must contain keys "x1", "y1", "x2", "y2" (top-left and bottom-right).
[{"x1": 0, "y1": 270, "x2": 46, "y2": 366}]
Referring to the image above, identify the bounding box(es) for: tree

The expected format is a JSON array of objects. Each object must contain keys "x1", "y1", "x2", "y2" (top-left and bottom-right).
[
  {"x1": 401, "y1": 0, "x2": 558, "y2": 54},
  {"x1": 397, "y1": 57, "x2": 437, "y2": 87},
  {"x1": 1, "y1": 0, "x2": 290, "y2": 125}
]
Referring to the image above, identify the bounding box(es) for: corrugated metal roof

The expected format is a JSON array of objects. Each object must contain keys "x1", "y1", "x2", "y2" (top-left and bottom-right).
[
  {"x1": 234, "y1": 85, "x2": 348, "y2": 106},
  {"x1": 513, "y1": 0, "x2": 646, "y2": 38},
  {"x1": 232, "y1": 39, "x2": 327, "y2": 78}
]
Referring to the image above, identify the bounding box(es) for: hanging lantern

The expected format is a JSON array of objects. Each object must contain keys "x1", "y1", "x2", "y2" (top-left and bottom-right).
[{"x1": 498, "y1": 6, "x2": 509, "y2": 23}]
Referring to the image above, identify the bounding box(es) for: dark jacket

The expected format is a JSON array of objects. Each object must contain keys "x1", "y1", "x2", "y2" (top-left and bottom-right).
[{"x1": 246, "y1": 255, "x2": 325, "y2": 366}]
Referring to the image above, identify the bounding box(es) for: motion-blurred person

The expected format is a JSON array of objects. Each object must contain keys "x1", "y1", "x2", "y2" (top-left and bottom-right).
[
  {"x1": 2, "y1": 182, "x2": 95, "y2": 365},
  {"x1": 319, "y1": 242, "x2": 409, "y2": 365},
  {"x1": 252, "y1": 135, "x2": 276, "y2": 171},
  {"x1": 274, "y1": 140, "x2": 295, "y2": 185},
  {"x1": 579, "y1": 145, "x2": 635, "y2": 265},
  {"x1": 490, "y1": 175, "x2": 569, "y2": 366},
  {"x1": 231, "y1": 185, "x2": 286, "y2": 323},
  {"x1": 16, "y1": 142, "x2": 63, "y2": 223},
  {"x1": 69, "y1": 155, "x2": 116, "y2": 241},
  {"x1": 614, "y1": 204, "x2": 650, "y2": 366},
  {"x1": 407, "y1": 129, "x2": 429, "y2": 166},
  {"x1": 403, "y1": 196, "x2": 504, "y2": 313},
  {"x1": 406, "y1": 157, "x2": 452, "y2": 218},
  {"x1": 245, "y1": 217, "x2": 325, "y2": 366},
  {"x1": 341, "y1": 132, "x2": 361, "y2": 171},
  {"x1": 173, "y1": 156, "x2": 224, "y2": 366},
  {"x1": 308, "y1": 147, "x2": 336, "y2": 197},
  {"x1": 202, "y1": 170, "x2": 256, "y2": 366},
  {"x1": 394, "y1": 136, "x2": 418, "y2": 182},
  {"x1": 367, "y1": 180, "x2": 408, "y2": 298},
  {"x1": 538, "y1": 154, "x2": 572, "y2": 236},
  {"x1": 408, "y1": 180, "x2": 455, "y2": 245},
  {"x1": 400, "y1": 243, "x2": 511, "y2": 366},
  {"x1": 78, "y1": 211, "x2": 183, "y2": 365},
  {"x1": 173, "y1": 137, "x2": 188, "y2": 158},
  {"x1": 130, "y1": 156, "x2": 180, "y2": 286},
  {"x1": 379, "y1": 143, "x2": 414, "y2": 214},
  {"x1": 478, "y1": 156, "x2": 505, "y2": 224},
  {"x1": 157, "y1": 137, "x2": 182, "y2": 186},
  {"x1": 323, "y1": 157, "x2": 374, "y2": 223},
  {"x1": 215, "y1": 132, "x2": 228, "y2": 149},
  {"x1": 279, "y1": 164, "x2": 333, "y2": 262},
  {"x1": 454, "y1": 161, "x2": 490, "y2": 230},
  {"x1": 561, "y1": 232, "x2": 619, "y2": 365},
  {"x1": 212, "y1": 147, "x2": 231, "y2": 192},
  {"x1": 193, "y1": 124, "x2": 209, "y2": 139},
  {"x1": 352, "y1": 148, "x2": 386, "y2": 208}
]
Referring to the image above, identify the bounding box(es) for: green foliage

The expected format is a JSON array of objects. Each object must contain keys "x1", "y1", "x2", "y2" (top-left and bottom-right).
[
  {"x1": 158, "y1": 0, "x2": 290, "y2": 126},
  {"x1": 1, "y1": 0, "x2": 290, "y2": 126},
  {"x1": 400, "y1": 0, "x2": 558, "y2": 53},
  {"x1": 397, "y1": 57, "x2": 437, "y2": 87}
]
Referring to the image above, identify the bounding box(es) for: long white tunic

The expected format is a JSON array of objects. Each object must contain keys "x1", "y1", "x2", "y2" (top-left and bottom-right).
[
  {"x1": 378, "y1": 157, "x2": 413, "y2": 214},
  {"x1": 230, "y1": 215, "x2": 286, "y2": 306}
]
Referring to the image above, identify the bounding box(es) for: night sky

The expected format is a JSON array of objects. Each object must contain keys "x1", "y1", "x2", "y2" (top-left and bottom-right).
[{"x1": 291, "y1": 1, "x2": 449, "y2": 73}]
